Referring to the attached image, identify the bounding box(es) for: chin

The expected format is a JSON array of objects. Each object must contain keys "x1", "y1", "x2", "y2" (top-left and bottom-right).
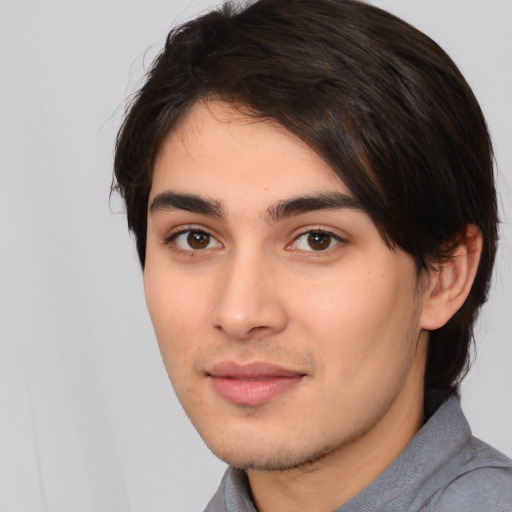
[{"x1": 202, "y1": 432, "x2": 341, "y2": 472}]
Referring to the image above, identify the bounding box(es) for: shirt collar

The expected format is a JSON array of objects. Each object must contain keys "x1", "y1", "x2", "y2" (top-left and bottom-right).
[{"x1": 208, "y1": 392, "x2": 468, "y2": 512}]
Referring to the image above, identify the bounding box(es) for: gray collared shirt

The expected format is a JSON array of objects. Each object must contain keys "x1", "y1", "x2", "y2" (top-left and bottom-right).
[{"x1": 204, "y1": 394, "x2": 512, "y2": 511}]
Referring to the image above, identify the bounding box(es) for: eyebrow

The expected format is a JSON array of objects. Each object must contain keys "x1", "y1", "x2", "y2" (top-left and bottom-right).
[
  {"x1": 266, "y1": 192, "x2": 365, "y2": 223},
  {"x1": 149, "y1": 192, "x2": 225, "y2": 219},
  {"x1": 149, "y1": 190, "x2": 365, "y2": 222}
]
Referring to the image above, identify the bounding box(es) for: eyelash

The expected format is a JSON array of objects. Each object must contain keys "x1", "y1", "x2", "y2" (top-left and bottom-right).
[
  {"x1": 163, "y1": 227, "x2": 346, "y2": 256},
  {"x1": 288, "y1": 229, "x2": 345, "y2": 253},
  {"x1": 164, "y1": 226, "x2": 221, "y2": 254}
]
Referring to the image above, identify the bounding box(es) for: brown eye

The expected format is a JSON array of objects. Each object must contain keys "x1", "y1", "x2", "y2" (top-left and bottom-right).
[
  {"x1": 290, "y1": 230, "x2": 342, "y2": 252},
  {"x1": 187, "y1": 231, "x2": 211, "y2": 249},
  {"x1": 307, "y1": 232, "x2": 332, "y2": 251},
  {"x1": 171, "y1": 230, "x2": 221, "y2": 251}
]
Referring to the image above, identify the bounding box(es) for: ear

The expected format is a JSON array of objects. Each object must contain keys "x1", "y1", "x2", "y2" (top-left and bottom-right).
[{"x1": 420, "y1": 224, "x2": 483, "y2": 330}]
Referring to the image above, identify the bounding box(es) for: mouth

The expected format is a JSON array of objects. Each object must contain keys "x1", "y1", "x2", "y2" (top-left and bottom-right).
[{"x1": 207, "y1": 361, "x2": 306, "y2": 406}]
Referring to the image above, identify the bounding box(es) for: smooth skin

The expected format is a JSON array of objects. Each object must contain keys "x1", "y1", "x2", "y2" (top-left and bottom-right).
[{"x1": 144, "y1": 100, "x2": 482, "y2": 512}]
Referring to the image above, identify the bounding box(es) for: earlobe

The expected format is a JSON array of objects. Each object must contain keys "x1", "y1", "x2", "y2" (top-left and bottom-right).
[{"x1": 420, "y1": 224, "x2": 483, "y2": 330}]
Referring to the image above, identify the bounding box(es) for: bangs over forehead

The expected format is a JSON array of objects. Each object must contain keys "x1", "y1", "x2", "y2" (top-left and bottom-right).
[{"x1": 113, "y1": 0, "x2": 497, "y2": 393}]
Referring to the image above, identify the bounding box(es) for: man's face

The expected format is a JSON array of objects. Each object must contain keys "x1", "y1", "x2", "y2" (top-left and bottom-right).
[{"x1": 144, "y1": 101, "x2": 430, "y2": 472}]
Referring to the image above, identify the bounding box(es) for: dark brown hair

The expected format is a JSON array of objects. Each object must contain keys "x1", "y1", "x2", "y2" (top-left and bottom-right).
[{"x1": 113, "y1": 0, "x2": 498, "y2": 393}]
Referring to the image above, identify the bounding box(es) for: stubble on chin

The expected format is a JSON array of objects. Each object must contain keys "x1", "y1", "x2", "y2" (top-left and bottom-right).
[{"x1": 198, "y1": 419, "x2": 369, "y2": 474}]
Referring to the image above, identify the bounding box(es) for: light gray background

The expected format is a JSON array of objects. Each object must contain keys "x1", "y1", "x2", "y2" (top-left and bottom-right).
[{"x1": 0, "y1": 1, "x2": 510, "y2": 511}]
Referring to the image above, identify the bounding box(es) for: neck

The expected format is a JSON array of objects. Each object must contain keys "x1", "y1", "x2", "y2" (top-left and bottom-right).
[{"x1": 246, "y1": 358, "x2": 426, "y2": 512}]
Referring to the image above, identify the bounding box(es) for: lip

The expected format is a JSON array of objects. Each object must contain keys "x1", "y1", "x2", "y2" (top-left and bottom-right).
[{"x1": 207, "y1": 361, "x2": 305, "y2": 406}]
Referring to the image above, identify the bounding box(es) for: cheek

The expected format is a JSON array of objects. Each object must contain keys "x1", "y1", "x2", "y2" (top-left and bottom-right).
[
  {"x1": 294, "y1": 268, "x2": 401, "y2": 333},
  {"x1": 291, "y1": 262, "x2": 420, "y2": 372},
  {"x1": 144, "y1": 264, "x2": 210, "y2": 371}
]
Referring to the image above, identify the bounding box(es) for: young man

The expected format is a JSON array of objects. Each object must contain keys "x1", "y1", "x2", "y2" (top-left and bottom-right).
[{"x1": 113, "y1": 0, "x2": 512, "y2": 510}]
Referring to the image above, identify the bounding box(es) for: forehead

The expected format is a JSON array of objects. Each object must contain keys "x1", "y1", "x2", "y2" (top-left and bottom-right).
[{"x1": 151, "y1": 100, "x2": 352, "y2": 202}]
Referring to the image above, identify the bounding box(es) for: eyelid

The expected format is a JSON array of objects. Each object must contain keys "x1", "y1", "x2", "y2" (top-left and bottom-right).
[
  {"x1": 164, "y1": 225, "x2": 223, "y2": 253},
  {"x1": 164, "y1": 223, "x2": 214, "y2": 241},
  {"x1": 286, "y1": 228, "x2": 348, "y2": 252}
]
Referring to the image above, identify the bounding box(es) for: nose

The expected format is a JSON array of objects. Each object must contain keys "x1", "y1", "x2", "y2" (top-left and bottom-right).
[{"x1": 210, "y1": 252, "x2": 288, "y2": 340}]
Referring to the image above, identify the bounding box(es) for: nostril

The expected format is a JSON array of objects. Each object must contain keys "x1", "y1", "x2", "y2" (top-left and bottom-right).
[{"x1": 209, "y1": 261, "x2": 288, "y2": 339}]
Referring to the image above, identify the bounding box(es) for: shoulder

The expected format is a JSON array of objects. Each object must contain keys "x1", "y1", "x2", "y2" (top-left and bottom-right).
[{"x1": 426, "y1": 438, "x2": 512, "y2": 512}]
